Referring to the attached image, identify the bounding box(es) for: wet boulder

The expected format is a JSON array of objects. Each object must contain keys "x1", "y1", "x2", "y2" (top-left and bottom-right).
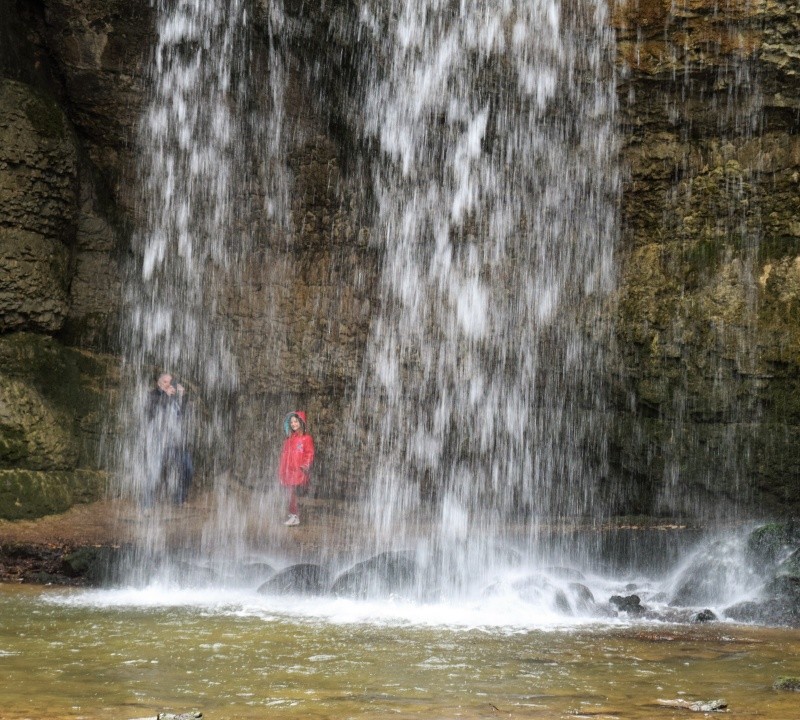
[
  {"x1": 692, "y1": 608, "x2": 717, "y2": 623},
  {"x1": 609, "y1": 594, "x2": 645, "y2": 615},
  {"x1": 258, "y1": 563, "x2": 330, "y2": 595},
  {"x1": 670, "y1": 564, "x2": 725, "y2": 607},
  {"x1": 669, "y1": 536, "x2": 764, "y2": 607},
  {"x1": 766, "y1": 573, "x2": 800, "y2": 601},
  {"x1": 227, "y1": 562, "x2": 275, "y2": 586},
  {"x1": 776, "y1": 548, "x2": 800, "y2": 579},
  {"x1": 512, "y1": 574, "x2": 579, "y2": 614},
  {"x1": 61, "y1": 546, "x2": 120, "y2": 586},
  {"x1": 746, "y1": 522, "x2": 800, "y2": 567},
  {"x1": 773, "y1": 676, "x2": 800, "y2": 692},
  {"x1": 512, "y1": 574, "x2": 557, "y2": 603},
  {"x1": 331, "y1": 551, "x2": 418, "y2": 598},
  {"x1": 552, "y1": 589, "x2": 571, "y2": 614},
  {"x1": 568, "y1": 582, "x2": 596, "y2": 612},
  {"x1": 725, "y1": 599, "x2": 786, "y2": 626},
  {"x1": 669, "y1": 569, "x2": 715, "y2": 607},
  {"x1": 725, "y1": 541, "x2": 800, "y2": 627},
  {"x1": 724, "y1": 579, "x2": 800, "y2": 627}
]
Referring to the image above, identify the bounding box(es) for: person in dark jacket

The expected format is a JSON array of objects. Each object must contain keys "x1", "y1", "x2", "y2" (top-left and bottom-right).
[
  {"x1": 278, "y1": 411, "x2": 315, "y2": 526},
  {"x1": 146, "y1": 372, "x2": 193, "y2": 506}
]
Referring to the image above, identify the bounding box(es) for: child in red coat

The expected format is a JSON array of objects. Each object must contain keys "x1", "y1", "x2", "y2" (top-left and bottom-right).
[{"x1": 278, "y1": 411, "x2": 315, "y2": 526}]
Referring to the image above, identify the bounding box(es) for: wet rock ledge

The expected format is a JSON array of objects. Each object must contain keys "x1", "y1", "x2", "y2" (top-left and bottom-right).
[{"x1": 0, "y1": 542, "x2": 118, "y2": 586}]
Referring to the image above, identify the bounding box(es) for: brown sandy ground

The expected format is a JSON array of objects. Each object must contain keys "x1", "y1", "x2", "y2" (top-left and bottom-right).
[{"x1": 0, "y1": 492, "x2": 361, "y2": 585}]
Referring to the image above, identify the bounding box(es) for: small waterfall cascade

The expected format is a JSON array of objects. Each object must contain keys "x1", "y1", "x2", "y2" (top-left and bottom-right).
[
  {"x1": 350, "y1": 0, "x2": 620, "y2": 592},
  {"x1": 115, "y1": 0, "x2": 266, "y2": 582}
]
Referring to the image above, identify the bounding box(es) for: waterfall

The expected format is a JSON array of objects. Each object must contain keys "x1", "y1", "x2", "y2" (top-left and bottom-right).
[
  {"x1": 349, "y1": 0, "x2": 619, "y2": 591},
  {"x1": 115, "y1": 0, "x2": 255, "y2": 581},
  {"x1": 100, "y1": 0, "x2": 782, "y2": 612},
  {"x1": 114, "y1": 0, "x2": 621, "y2": 592}
]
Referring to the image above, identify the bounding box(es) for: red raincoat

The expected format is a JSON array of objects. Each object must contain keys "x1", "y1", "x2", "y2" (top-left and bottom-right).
[{"x1": 278, "y1": 411, "x2": 315, "y2": 487}]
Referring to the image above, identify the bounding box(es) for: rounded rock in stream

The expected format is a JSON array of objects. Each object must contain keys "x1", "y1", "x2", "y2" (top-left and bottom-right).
[
  {"x1": 511, "y1": 575, "x2": 581, "y2": 614},
  {"x1": 568, "y1": 582, "x2": 596, "y2": 611},
  {"x1": 609, "y1": 594, "x2": 645, "y2": 615},
  {"x1": 257, "y1": 563, "x2": 330, "y2": 595},
  {"x1": 331, "y1": 551, "x2": 418, "y2": 598},
  {"x1": 773, "y1": 676, "x2": 800, "y2": 692}
]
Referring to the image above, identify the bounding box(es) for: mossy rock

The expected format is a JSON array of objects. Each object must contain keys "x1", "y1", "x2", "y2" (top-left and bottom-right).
[
  {"x1": 0, "y1": 333, "x2": 110, "y2": 416},
  {"x1": 776, "y1": 550, "x2": 800, "y2": 580},
  {"x1": 747, "y1": 522, "x2": 800, "y2": 566},
  {"x1": 0, "y1": 468, "x2": 106, "y2": 520},
  {"x1": 0, "y1": 374, "x2": 77, "y2": 469},
  {"x1": 0, "y1": 332, "x2": 119, "y2": 521},
  {"x1": 0, "y1": 228, "x2": 71, "y2": 333},
  {"x1": 0, "y1": 332, "x2": 118, "y2": 472},
  {"x1": 62, "y1": 546, "x2": 119, "y2": 586},
  {"x1": 774, "y1": 677, "x2": 800, "y2": 692},
  {"x1": 0, "y1": 80, "x2": 78, "y2": 240},
  {"x1": 21, "y1": 89, "x2": 65, "y2": 140}
]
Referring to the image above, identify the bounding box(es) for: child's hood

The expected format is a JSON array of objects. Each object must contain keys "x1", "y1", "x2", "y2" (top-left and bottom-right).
[{"x1": 284, "y1": 411, "x2": 308, "y2": 436}]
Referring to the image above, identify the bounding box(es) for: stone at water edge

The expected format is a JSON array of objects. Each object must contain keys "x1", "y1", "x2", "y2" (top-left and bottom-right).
[
  {"x1": 773, "y1": 676, "x2": 800, "y2": 691},
  {"x1": 257, "y1": 562, "x2": 331, "y2": 595},
  {"x1": 609, "y1": 594, "x2": 645, "y2": 615},
  {"x1": 691, "y1": 608, "x2": 717, "y2": 623},
  {"x1": 656, "y1": 698, "x2": 728, "y2": 712},
  {"x1": 330, "y1": 551, "x2": 419, "y2": 598},
  {"x1": 128, "y1": 713, "x2": 202, "y2": 720}
]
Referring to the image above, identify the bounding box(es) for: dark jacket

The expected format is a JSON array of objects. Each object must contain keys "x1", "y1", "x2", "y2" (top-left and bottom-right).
[{"x1": 147, "y1": 387, "x2": 188, "y2": 446}]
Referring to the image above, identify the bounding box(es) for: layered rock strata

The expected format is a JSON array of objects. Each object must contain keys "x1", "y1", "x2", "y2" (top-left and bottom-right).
[{"x1": 0, "y1": 0, "x2": 798, "y2": 519}]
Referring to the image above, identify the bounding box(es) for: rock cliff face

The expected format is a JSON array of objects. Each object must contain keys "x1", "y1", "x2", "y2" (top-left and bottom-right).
[
  {"x1": 0, "y1": 79, "x2": 75, "y2": 333},
  {"x1": 613, "y1": 0, "x2": 800, "y2": 515},
  {"x1": 0, "y1": 0, "x2": 797, "y2": 519}
]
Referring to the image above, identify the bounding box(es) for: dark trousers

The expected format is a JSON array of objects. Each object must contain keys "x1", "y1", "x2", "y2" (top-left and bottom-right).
[
  {"x1": 165, "y1": 446, "x2": 194, "y2": 504},
  {"x1": 144, "y1": 446, "x2": 193, "y2": 507}
]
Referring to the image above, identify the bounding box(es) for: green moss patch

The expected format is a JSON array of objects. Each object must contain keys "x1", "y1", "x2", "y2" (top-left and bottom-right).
[
  {"x1": 758, "y1": 236, "x2": 800, "y2": 264},
  {"x1": 773, "y1": 677, "x2": 800, "y2": 692},
  {"x1": 0, "y1": 469, "x2": 106, "y2": 520},
  {"x1": 21, "y1": 89, "x2": 65, "y2": 140},
  {"x1": 747, "y1": 522, "x2": 800, "y2": 565},
  {"x1": 0, "y1": 333, "x2": 104, "y2": 416}
]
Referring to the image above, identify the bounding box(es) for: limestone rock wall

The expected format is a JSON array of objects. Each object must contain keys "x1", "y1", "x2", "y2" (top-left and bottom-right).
[
  {"x1": 0, "y1": 333, "x2": 115, "y2": 519},
  {"x1": 225, "y1": 126, "x2": 376, "y2": 494},
  {"x1": 0, "y1": 79, "x2": 75, "y2": 333},
  {"x1": 0, "y1": 1, "x2": 133, "y2": 518},
  {"x1": 0, "y1": 0, "x2": 798, "y2": 519},
  {"x1": 613, "y1": 0, "x2": 800, "y2": 516}
]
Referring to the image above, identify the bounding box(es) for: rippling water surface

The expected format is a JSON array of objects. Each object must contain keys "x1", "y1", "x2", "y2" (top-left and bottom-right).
[{"x1": 2, "y1": 585, "x2": 799, "y2": 720}]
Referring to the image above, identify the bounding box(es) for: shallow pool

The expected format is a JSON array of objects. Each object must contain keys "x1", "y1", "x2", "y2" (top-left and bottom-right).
[{"x1": 1, "y1": 584, "x2": 799, "y2": 720}]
